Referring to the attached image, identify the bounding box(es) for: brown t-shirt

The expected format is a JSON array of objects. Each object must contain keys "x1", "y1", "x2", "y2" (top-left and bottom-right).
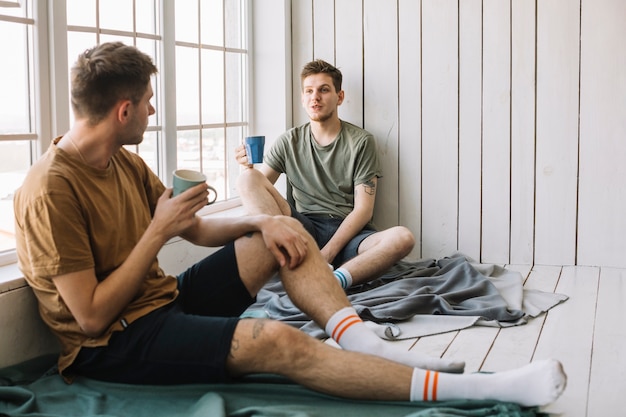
[{"x1": 14, "y1": 138, "x2": 178, "y2": 381}]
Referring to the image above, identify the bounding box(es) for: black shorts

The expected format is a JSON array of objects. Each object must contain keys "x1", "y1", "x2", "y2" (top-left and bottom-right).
[
  {"x1": 69, "y1": 242, "x2": 255, "y2": 384},
  {"x1": 290, "y1": 205, "x2": 376, "y2": 267}
]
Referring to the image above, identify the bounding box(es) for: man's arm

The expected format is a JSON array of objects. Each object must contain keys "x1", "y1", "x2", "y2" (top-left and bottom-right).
[
  {"x1": 319, "y1": 176, "x2": 377, "y2": 264},
  {"x1": 181, "y1": 212, "x2": 308, "y2": 269},
  {"x1": 52, "y1": 185, "x2": 209, "y2": 338},
  {"x1": 258, "y1": 164, "x2": 281, "y2": 184}
]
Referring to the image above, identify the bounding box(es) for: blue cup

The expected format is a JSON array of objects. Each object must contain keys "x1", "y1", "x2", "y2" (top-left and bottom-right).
[{"x1": 245, "y1": 136, "x2": 265, "y2": 164}]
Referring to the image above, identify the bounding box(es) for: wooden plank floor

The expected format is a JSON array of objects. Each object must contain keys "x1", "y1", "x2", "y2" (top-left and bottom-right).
[{"x1": 404, "y1": 264, "x2": 626, "y2": 416}]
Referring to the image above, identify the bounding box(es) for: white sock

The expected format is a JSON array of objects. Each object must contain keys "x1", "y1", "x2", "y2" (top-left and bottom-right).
[
  {"x1": 410, "y1": 359, "x2": 567, "y2": 407},
  {"x1": 333, "y1": 267, "x2": 353, "y2": 289},
  {"x1": 325, "y1": 307, "x2": 465, "y2": 372}
]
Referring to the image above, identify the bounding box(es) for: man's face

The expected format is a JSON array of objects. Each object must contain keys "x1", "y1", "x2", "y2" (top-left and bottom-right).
[
  {"x1": 125, "y1": 82, "x2": 155, "y2": 145},
  {"x1": 301, "y1": 73, "x2": 344, "y2": 123}
]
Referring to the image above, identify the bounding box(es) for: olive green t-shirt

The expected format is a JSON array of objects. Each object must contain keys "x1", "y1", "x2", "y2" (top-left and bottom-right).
[
  {"x1": 264, "y1": 121, "x2": 381, "y2": 219},
  {"x1": 14, "y1": 138, "x2": 178, "y2": 381}
]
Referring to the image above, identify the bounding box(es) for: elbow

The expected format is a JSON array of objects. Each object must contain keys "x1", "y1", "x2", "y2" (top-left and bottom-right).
[{"x1": 78, "y1": 316, "x2": 110, "y2": 339}]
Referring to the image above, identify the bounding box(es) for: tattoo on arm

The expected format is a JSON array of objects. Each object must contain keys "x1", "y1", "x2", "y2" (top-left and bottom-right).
[{"x1": 363, "y1": 179, "x2": 376, "y2": 196}]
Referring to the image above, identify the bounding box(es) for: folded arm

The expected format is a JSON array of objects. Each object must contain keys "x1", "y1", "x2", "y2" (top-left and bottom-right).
[{"x1": 320, "y1": 176, "x2": 377, "y2": 264}]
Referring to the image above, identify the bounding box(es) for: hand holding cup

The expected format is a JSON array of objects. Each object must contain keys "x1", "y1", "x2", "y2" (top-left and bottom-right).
[
  {"x1": 172, "y1": 169, "x2": 218, "y2": 204},
  {"x1": 244, "y1": 136, "x2": 265, "y2": 165}
]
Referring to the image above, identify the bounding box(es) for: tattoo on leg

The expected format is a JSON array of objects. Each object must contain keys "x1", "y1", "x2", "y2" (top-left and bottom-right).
[
  {"x1": 229, "y1": 337, "x2": 240, "y2": 358},
  {"x1": 252, "y1": 319, "x2": 266, "y2": 339}
]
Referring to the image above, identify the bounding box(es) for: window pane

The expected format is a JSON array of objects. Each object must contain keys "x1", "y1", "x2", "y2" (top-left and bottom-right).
[
  {"x1": 226, "y1": 125, "x2": 243, "y2": 199},
  {"x1": 100, "y1": 33, "x2": 134, "y2": 46},
  {"x1": 0, "y1": 0, "x2": 30, "y2": 18},
  {"x1": 176, "y1": 46, "x2": 200, "y2": 125},
  {"x1": 225, "y1": 51, "x2": 244, "y2": 123},
  {"x1": 0, "y1": 22, "x2": 31, "y2": 133},
  {"x1": 202, "y1": 128, "x2": 225, "y2": 202},
  {"x1": 201, "y1": 49, "x2": 224, "y2": 124},
  {"x1": 175, "y1": 0, "x2": 198, "y2": 43},
  {"x1": 0, "y1": 141, "x2": 31, "y2": 252},
  {"x1": 201, "y1": 0, "x2": 222, "y2": 46},
  {"x1": 99, "y1": 0, "x2": 134, "y2": 32},
  {"x1": 177, "y1": 130, "x2": 201, "y2": 172},
  {"x1": 135, "y1": 0, "x2": 158, "y2": 35},
  {"x1": 225, "y1": 0, "x2": 243, "y2": 48},
  {"x1": 66, "y1": 0, "x2": 96, "y2": 26}
]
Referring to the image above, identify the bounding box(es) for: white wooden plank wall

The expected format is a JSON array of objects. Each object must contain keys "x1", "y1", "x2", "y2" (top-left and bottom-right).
[{"x1": 288, "y1": 0, "x2": 626, "y2": 268}]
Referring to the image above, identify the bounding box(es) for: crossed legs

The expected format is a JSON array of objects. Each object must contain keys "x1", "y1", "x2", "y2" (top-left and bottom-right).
[{"x1": 236, "y1": 168, "x2": 415, "y2": 286}]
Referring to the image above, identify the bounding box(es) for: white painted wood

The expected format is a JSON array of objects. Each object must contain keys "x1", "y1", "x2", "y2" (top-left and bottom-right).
[
  {"x1": 250, "y1": 0, "x2": 292, "y2": 142},
  {"x1": 577, "y1": 0, "x2": 626, "y2": 267},
  {"x1": 420, "y1": 0, "x2": 459, "y2": 259},
  {"x1": 534, "y1": 0, "x2": 580, "y2": 265},
  {"x1": 457, "y1": 0, "x2": 483, "y2": 262},
  {"x1": 282, "y1": 1, "x2": 626, "y2": 267},
  {"x1": 363, "y1": 0, "x2": 400, "y2": 229},
  {"x1": 534, "y1": 266, "x2": 598, "y2": 416},
  {"x1": 397, "y1": 0, "x2": 422, "y2": 259},
  {"x1": 410, "y1": 331, "x2": 458, "y2": 359},
  {"x1": 312, "y1": 0, "x2": 334, "y2": 62},
  {"x1": 481, "y1": 0, "x2": 511, "y2": 264},
  {"x1": 334, "y1": 0, "x2": 364, "y2": 128},
  {"x1": 291, "y1": 0, "x2": 313, "y2": 127},
  {"x1": 481, "y1": 265, "x2": 561, "y2": 372},
  {"x1": 509, "y1": 0, "x2": 536, "y2": 265},
  {"x1": 587, "y1": 267, "x2": 626, "y2": 414},
  {"x1": 443, "y1": 326, "x2": 499, "y2": 373}
]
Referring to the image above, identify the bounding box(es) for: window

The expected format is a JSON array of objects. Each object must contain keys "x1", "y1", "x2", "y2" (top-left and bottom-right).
[
  {"x1": 0, "y1": 0, "x2": 249, "y2": 266},
  {"x1": 173, "y1": 0, "x2": 247, "y2": 203},
  {"x1": 0, "y1": 0, "x2": 36, "y2": 261}
]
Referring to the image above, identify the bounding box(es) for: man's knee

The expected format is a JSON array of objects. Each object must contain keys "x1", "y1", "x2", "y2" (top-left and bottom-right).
[
  {"x1": 395, "y1": 226, "x2": 415, "y2": 253},
  {"x1": 228, "y1": 319, "x2": 315, "y2": 373},
  {"x1": 377, "y1": 226, "x2": 415, "y2": 257},
  {"x1": 237, "y1": 167, "x2": 265, "y2": 190}
]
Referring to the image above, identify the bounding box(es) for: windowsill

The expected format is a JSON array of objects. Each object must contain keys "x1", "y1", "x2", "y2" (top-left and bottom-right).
[{"x1": 0, "y1": 199, "x2": 245, "y2": 294}]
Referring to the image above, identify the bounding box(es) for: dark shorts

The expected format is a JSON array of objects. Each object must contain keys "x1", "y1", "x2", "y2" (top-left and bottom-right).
[
  {"x1": 290, "y1": 205, "x2": 377, "y2": 267},
  {"x1": 69, "y1": 242, "x2": 254, "y2": 385}
]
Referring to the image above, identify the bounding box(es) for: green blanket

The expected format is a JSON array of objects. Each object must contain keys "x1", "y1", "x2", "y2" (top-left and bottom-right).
[{"x1": 0, "y1": 356, "x2": 547, "y2": 417}]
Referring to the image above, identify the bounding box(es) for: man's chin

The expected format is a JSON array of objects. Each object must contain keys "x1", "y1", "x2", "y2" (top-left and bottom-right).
[{"x1": 309, "y1": 114, "x2": 332, "y2": 123}]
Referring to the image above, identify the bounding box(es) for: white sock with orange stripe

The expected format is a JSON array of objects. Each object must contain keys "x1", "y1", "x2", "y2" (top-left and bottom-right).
[
  {"x1": 410, "y1": 359, "x2": 567, "y2": 407},
  {"x1": 324, "y1": 307, "x2": 465, "y2": 372}
]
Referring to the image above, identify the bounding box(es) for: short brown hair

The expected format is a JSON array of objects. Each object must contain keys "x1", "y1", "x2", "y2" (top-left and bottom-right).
[
  {"x1": 70, "y1": 42, "x2": 158, "y2": 124},
  {"x1": 300, "y1": 59, "x2": 342, "y2": 93}
]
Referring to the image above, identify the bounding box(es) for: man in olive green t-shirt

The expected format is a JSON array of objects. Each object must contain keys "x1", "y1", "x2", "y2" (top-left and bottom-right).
[{"x1": 236, "y1": 59, "x2": 415, "y2": 288}]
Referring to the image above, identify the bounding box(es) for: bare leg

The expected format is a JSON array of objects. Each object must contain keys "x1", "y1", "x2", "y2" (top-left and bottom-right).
[
  {"x1": 234, "y1": 221, "x2": 464, "y2": 372},
  {"x1": 237, "y1": 168, "x2": 291, "y2": 216},
  {"x1": 226, "y1": 318, "x2": 566, "y2": 407},
  {"x1": 340, "y1": 226, "x2": 415, "y2": 285},
  {"x1": 237, "y1": 169, "x2": 415, "y2": 286},
  {"x1": 226, "y1": 318, "x2": 412, "y2": 401}
]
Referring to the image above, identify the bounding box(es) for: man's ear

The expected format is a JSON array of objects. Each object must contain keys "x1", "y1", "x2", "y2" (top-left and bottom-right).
[
  {"x1": 337, "y1": 90, "x2": 345, "y2": 106},
  {"x1": 117, "y1": 100, "x2": 132, "y2": 122}
]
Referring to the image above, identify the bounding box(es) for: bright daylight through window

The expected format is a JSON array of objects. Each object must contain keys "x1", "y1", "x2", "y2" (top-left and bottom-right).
[{"x1": 0, "y1": 0, "x2": 248, "y2": 266}]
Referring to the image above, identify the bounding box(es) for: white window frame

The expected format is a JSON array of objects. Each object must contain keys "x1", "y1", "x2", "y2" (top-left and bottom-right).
[{"x1": 0, "y1": 0, "x2": 250, "y2": 267}]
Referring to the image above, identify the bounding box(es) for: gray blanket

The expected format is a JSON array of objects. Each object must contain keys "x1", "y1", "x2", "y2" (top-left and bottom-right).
[{"x1": 244, "y1": 254, "x2": 568, "y2": 340}]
